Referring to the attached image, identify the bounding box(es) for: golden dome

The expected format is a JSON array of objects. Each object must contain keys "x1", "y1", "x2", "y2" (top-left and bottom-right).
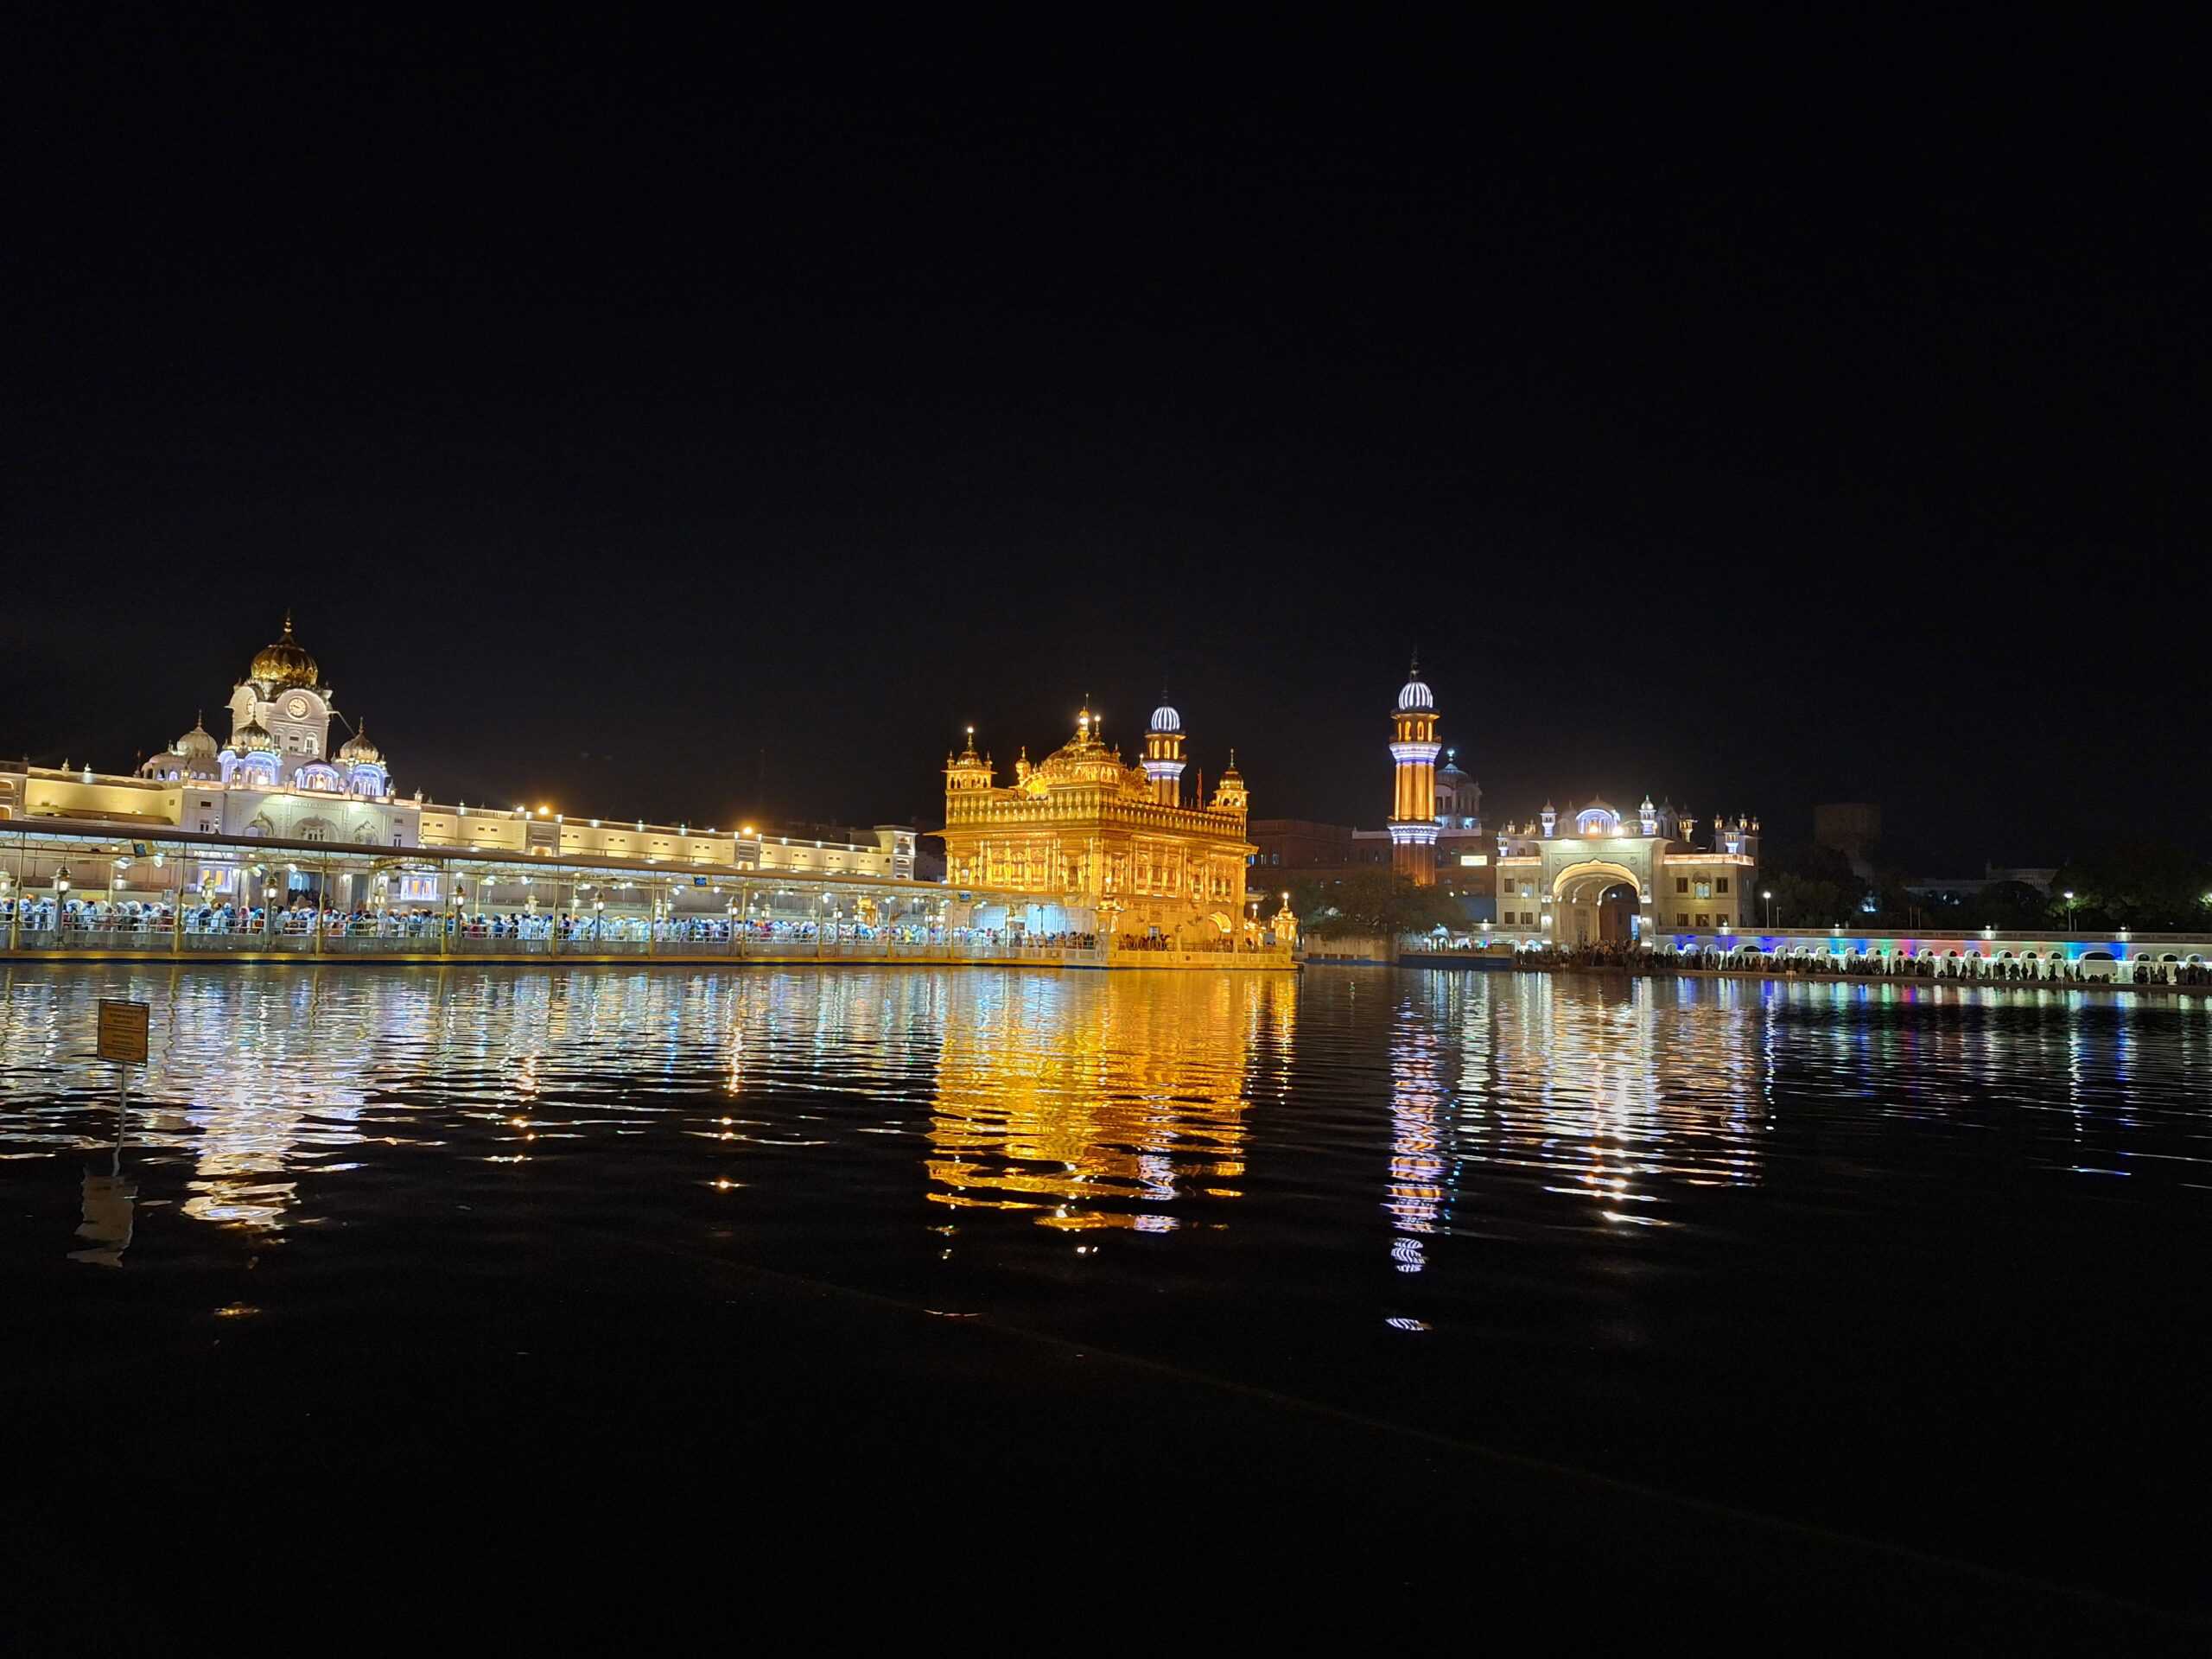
[
  {"x1": 233, "y1": 718, "x2": 278, "y2": 754},
  {"x1": 248, "y1": 612, "x2": 320, "y2": 690}
]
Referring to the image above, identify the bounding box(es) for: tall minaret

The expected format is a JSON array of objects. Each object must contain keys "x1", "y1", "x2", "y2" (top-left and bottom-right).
[
  {"x1": 1387, "y1": 656, "x2": 1441, "y2": 886},
  {"x1": 1143, "y1": 690, "x2": 1187, "y2": 806}
]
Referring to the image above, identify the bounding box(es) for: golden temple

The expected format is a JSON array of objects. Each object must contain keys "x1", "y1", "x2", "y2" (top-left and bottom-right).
[{"x1": 940, "y1": 699, "x2": 1290, "y2": 959}]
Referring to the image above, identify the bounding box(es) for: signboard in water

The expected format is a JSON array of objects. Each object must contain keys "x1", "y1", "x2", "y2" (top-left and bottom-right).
[{"x1": 98, "y1": 1000, "x2": 149, "y2": 1065}]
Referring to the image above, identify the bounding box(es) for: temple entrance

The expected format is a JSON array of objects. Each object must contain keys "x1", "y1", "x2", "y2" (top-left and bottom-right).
[{"x1": 1553, "y1": 860, "x2": 1643, "y2": 947}]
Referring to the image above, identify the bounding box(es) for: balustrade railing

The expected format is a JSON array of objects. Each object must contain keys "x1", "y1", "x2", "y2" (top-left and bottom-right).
[{"x1": 0, "y1": 910, "x2": 1293, "y2": 968}]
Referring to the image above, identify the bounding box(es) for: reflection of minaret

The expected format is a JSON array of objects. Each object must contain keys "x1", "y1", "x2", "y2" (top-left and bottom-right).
[
  {"x1": 1387, "y1": 657, "x2": 1442, "y2": 887},
  {"x1": 1142, "y1": 691, "x2": 1187, "y2": 806},
  {"x1": 1382, "y1": 984, "x2": 1450, "y2": 1278}
]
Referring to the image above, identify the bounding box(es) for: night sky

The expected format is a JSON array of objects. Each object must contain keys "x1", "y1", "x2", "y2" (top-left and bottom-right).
[{"x1": 8, "y1": 16, "x2": 2202, "y2": 868}]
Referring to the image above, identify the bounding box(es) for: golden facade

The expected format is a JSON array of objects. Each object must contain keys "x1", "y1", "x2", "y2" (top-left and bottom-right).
[{"x1": 940, "y1": 702, "x2": 1260, "y2": 948}]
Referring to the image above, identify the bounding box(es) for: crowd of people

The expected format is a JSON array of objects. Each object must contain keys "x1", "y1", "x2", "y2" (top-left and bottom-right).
[
  {"x1": 1113, "y1": 933, "x2": 1268, "y2": 953},
  {"x1": 1511, "y1": 942, "x2": 2210, "y2": 987}
]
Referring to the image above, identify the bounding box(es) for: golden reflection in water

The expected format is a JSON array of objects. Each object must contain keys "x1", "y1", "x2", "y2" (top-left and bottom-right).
[{"x1": 927, "y1": 971, "x2": 1296, "y2": 1231}]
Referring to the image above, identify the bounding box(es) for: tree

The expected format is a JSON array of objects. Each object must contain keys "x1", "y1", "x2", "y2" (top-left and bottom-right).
[
  {"x1": 1300, "y1": 869, "x2": 1465, "y2": 938},
  {"x1": 1969, "y1": 880, "x2": 2052, "y2": 930},
  {"x1": 2048, "y1": 842, "x2": 2212, "y2": 932},
  {"x1": 1753, "y1": 839, "x2": 1869, "y2": 928}
]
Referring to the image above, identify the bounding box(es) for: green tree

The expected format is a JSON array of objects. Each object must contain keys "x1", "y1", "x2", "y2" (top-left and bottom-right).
[{"x1": 1753, "y1": 840, "x2": 1869, "y2": 928}]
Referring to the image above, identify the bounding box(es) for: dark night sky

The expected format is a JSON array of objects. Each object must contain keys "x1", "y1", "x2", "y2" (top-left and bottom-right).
[{"x1": 6, "y1": 15, "x2": 2204, "y2": 869}]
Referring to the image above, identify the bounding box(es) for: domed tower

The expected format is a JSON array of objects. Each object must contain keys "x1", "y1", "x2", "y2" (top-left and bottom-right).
[
  {"x1": 227, "y1": 612, "x2": 338, "y2": 779},
  {"x1": 1142, "y1": 691, "x2": 1187, "y2": 806},
  {"x1": 944, "y1": 726, "x2": 994, "y2": 794},
  {"x1": 143, "y1": 713, "x2": 221, "y2": 781},
  {"x1": 224, "y1": 715, "x2": 281, "y2": 787},
  {"x1": 1387, "y1": 657, "x2": 1441, "y2": 886},
  {"x1": 338, "y1": 721, "x2": 390, "y2": 798},
  {"x1": 1434, "y1": 747, "x2": 1480, "y2": 831},
  {"x1": 1210, "y1": 750, "x2": 1249, "y2": 817}
]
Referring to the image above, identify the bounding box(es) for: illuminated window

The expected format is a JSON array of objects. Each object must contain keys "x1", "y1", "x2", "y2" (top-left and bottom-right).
[
  {"x1": 1695, "y1": 880, "x2": 1712, "y2": 899},
  {"x1": 1459, "y1": 854, "x2": 1488, "y2": 867}
]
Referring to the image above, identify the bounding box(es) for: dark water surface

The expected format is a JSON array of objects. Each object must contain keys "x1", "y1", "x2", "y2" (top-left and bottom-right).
[{"x1": 3, "y1": 963, "x2": 2207, "y2": 1628}]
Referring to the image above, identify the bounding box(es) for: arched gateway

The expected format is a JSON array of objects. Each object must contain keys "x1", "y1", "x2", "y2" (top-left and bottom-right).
[{"x1": 1552, "y1": 859, "x2": 1643, "y2": 945}]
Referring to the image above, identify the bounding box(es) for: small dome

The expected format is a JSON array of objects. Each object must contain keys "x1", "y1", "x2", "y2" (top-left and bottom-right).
[
  {"x1": 338, "y1": 722, "x2": 382, "y2": 765},
  {"x1": 248, "y1": 613, "x2": 319, "y2": 690},
  {"x1": 1395, "y1": 677, "x2": 1433, "y2": 711},
  {"x1": 1149, "y1": 700, "x2": 1181, "y2": 734},
  {"x1": 232, "y1": 718, "x2": 277, "y2": 754},
  {"x1": 1438, "y1": 747, "x2": 1470, "y2": 778},
  {"x1": 172, "y1": 715, "x2": 218, "y2": 759}
]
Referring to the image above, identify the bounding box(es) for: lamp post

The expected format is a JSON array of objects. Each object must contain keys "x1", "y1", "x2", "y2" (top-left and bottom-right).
[
  {"x1": 2063, "y1": 890, "x2": 2076, "y2": 933},
  {"x1": 1763, "y1": 888, "x2": 1774, "y2": 929}
]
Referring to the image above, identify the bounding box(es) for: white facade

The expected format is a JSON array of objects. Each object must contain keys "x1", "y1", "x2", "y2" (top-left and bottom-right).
[{"x1": 3, "y1": 618, "x2": 915, "y2": 881}]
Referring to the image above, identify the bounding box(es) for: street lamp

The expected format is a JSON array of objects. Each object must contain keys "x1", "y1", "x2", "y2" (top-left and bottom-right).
[
  {"x1": 2063, "y1": 890, "x2": 2076, "y2": 932},
  {"x1": 1762, "y1": 888, "x2": 1774, "y2": 928}
]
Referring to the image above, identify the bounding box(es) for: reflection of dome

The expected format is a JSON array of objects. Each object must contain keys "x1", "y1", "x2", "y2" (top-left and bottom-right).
[
  {"x1": 233, "y1": 719, "x2": 277, "y2": 754},
  {"x1": 338, "y1": 722, "x2": 382, "y2": 765},
  {"x1": 1395, "y1": 657, "x2": 1433, "y2": 711},
  {"x1": 172, "y1": 714, "x2": 218, "y2": 760},
  {"x1": 248, "y1": 613, "x2": 319, "y2": 690}
]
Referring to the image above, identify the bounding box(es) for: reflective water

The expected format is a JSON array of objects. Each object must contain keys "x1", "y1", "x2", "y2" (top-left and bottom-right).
[{"x1": 4, "y1": 963, "x2": 2209, "y2": 1611}]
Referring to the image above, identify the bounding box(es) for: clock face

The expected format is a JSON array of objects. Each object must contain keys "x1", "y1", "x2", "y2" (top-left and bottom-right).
[{"x1": 285, "y1": 696, "x2": 309, "y2": 719}]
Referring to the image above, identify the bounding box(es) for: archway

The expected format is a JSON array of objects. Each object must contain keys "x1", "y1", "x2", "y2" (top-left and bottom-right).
[{"x1": 1553, "y1": 860, "x2": 1642, "y2": 947}]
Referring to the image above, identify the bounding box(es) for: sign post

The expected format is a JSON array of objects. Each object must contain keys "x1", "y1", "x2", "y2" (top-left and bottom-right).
[{"x1": 97, "y1": 999, "x2": 149, "y2": 1117}]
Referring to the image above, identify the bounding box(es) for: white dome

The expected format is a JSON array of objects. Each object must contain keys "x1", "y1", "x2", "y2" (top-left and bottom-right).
[
  {"x1": 172, "y1": 717, "x2": 218, "y2": 759},
  {"x1": 1396, "y1": 677, "x2": 1433, "y2": 711},
  {"x1": 1149, "y1": 702, "x2": 1181, "y2": 734}
]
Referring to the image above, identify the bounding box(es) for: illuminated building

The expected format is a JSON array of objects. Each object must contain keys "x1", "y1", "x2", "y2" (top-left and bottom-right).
[
  {"x1": 939, "y1": 698, "x2": 1275, "y2": 951},
  {"x1": 1495, "y1": 801, "x2": 1761, "y2": 944},
  {"x1": 1384, "y1": 657, "x2": 1442, "y2": 884},
  {"x1": 1334, "y1": 658, "x2": 1757, "y2": 943},
  {"x1": 0, "y1": 613, "x2": 915, "y2": 880},
  {"x1": 1348, "y1": 660, "x2": 1491, "y2": 898}
]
